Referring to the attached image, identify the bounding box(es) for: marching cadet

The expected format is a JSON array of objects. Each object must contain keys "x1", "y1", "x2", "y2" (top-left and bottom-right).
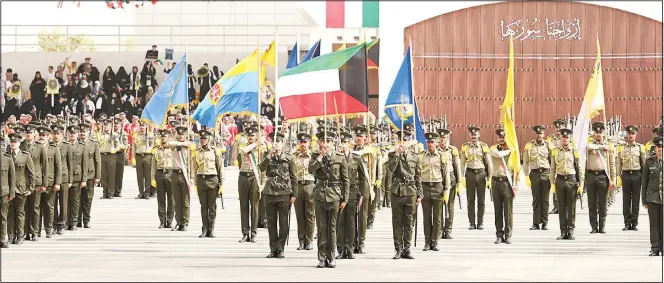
[
  {"x1": 78, "y1": 123, "x2": 101, "y2": 229},
  {"x1": 367, "y1": 125, "x2": 383, "y2": 231},
  {"x1": 151, "y1": 129, "x2": 175, "y2": 229},
  {"x1": 53, "y1": 124, "x2": 72, "y2": 236},
  {"x1": 114, "y1": 117, "x2": 129, "y2": 197},
  {"x1": 548, "y1": 119, "x2": 566, "y2": 214},
  {"x1": 133, "y1": 121, "x2": 155, "y2": 199},
  {"x1": 380, "y1": 127, "x2": 396, "y2": 209},
  {"x1": 259, "y1": 132, "x2": 297, "y2": 258},
  {"x1": 38, "y1": 126, "x2": 61, "y2": 238},
  {"x1": 193, "y1": 129, "x2": 224, "y2": 238},
  {"x1": 437, "y1": 128, "x2": 461, "y2": 240},
  {"x1": 585, "y1": 122, "x2": 616, "y2": 234},
  {"x1": 642, "y1": 136, "x2": 662, "y2": 256},
  {"x1": 234, "y1": 120, "x2": 251, "y2": 168},
  {"x1": 489, "y1": 129, "x2": 517, "y2": 244},
  {"x1": 1, "y1": 138, "x2": 15, "y2": 248},
  {"x1": 66, "y1": 125, "x2": 87, "y2": 231},
  {"x1": 522, "y1": 125, "x2": 552, "y2": 231},
  {"x1": 617, "y1": 125, "x2": 646, "y2": 231},
  {"x1": 7, "y1": 133, "x2": 34, "y2": 245},
  {"x1": 293, "y1": 132, "x2": 316, "y2": 251},
  {"x1": 550, "y1": 128, "x2": 584, "y2": 240},
  {"x1": 418, "y1": 132, "x2": 450, "y2": 251},
  {"x1": 460, "y1": 126, "x2": 492, "y2": 230},
  {"x1": 22, "y1": 123, "x2": 48, "y2": 241},
  {"x1": 309, "y1": 130, "x2": 348, "y2": 268},
  {"x1": 237, "y1": 126, "x2": 265, "y2": 243},
  {"x1": 354, "y1": 126, "x2": 380, "y2": 254},
  {"x1": 645, "y1": 126, "x2": 662, "y2": 156},
  {"x1": 336, "y1": 128, "x2": 363, "y2": 259},
  {"x1": 168, "y1": 126, "x2": 195, "y2": 232},
  {"x1": 99, "y1": 119, "x2": 117, "y2": 199},
  {"x1": 387, "y1": 130, "x2": 422, "y2": 259}
]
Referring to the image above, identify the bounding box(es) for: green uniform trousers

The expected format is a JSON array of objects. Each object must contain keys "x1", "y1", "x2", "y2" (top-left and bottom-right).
[
  {"x1": 555, "y1": 176, "x2": 578, "y2": 233},
  {"x1": 552, "y1": 192, "x2": 559, "y2": 211},
  {"x1": 101, "y1": 153, "x2": 116, "y2": 196},
  {"x1": 368, "y1": 184, "x2": 379, "y2": 226},
  {"x1": 40, "y1": 187, "x2": 56, "y2": 232},
  {"x1": 24, "y1": 190, "x2": 41, "y2": 235},
  {"x1": 466, "y1": 169, "x2": 487, "y2": 226},
  {"x1": 586, "y1": 171, "x2": 609, "y2": 229},
  {"x1": 391, "y1": 194, "x2": 416, "y2": 252},
  {"x1": 265, "y1": 194, "x2": 290, "y2": 253},
  {"x1": 422, "y1": 197, "x2": 442, "y2": 246},
  {"x1": 529, "y1": 170, "x2": 551, "y2": 226},
  {"x1": 357, "y1": 183, "x2": 370, "y2": 248},
  {"x1": 443, "y1": 176, "x2": 457, "y2": 235},
  {"x1": 78, "y1": 179, "x2": 95, "y2": 225},
  {"x1": 647, "y1": 203, "x2": 663, "y2": 251},
  {"x1": 135, "y1": 154, "x2": 152, "y2": 196},
  {"x1": 238, "y1": 173, "x2": 260, "y2": 237},
  {"x1": 336, "y1": 198, "x2": 358, "y2": 251},
  {"x1": 67, "y1": 185, "x2": 80, "y2": 227},
  {"x1": 382, "y1": 165, "x2": 391, "y2": 207},
  {"x1": 315, "y1": 200, "x2": 339, "y2": 261},
  {"x1": 622, "y1": 171, "x2": 642, "y2": 227},
  {"x1": 196, "y1": 175, "x2": 219, "y2": 233},
  {"x1": 156, "y1": 171, "x2": 174, "y2": 225},
  {"x1": 115, "y1": 151, "x2": 126, "y2": 194},
  {"x1": 54, "y1": 187, "x2": 68, "y2": 230},
  {"x1": 492, "y1": 177, "x2": 514, "y2": 238},
  {"x1": 259, "y1": 190, "x2": 266, "y2": 226},
  {"x1": 8, "y1": 194, "x2": 26, "y2": 240},
  {"x1": 294, "y1": 182, "x2": 315, "y2": 245},
  {"x1": 171, "y1": 171, "x2": 190, "y2": 226},
  {"x1": 0, "y1": 197, "x2": 8, "y2": 244}
]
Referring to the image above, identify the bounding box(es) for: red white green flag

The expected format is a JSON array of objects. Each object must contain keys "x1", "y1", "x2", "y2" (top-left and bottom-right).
[{"x1": 326, "y1": 0, "x2": 379, "y2": 28}]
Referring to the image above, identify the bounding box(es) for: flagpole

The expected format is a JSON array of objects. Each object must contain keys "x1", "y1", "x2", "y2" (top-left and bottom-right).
[
  {"x1": 362, "y1": 28, "x2": 370, "y2": 135},
  {"x1": 273, "y1": 31, "x2": 281, "y2": 150},
  {"x1": 409, "y1": 37, "x2": 418, "y2": 143},
  {"x1": 257, "y1": 37, "x2": 262, "y2": 144},
  {"x1": 185, "y1": 44, "x2": 190, "y2": 141}
]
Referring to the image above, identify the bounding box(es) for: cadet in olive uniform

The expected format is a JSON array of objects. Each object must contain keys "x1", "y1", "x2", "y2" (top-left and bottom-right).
[
  {"x1": 99, "y1": 119, "x2": 118, "y2": 199},
  {"x1": 354, "y1": 125, "x2": 380, "y2": 254},
  {"x1": 309, "y1": 130, "x2": 348, "y2": 268},
  {"x1": 193, "y1": 129, "x2": 224, "y2": 238},
  {"x1": 550, "y1": 128, "x2": 584, "y2": 240},
  {"x1": 259, "y1": 132, "x2": 297, "y2": 258},
  {"x1": 1, "y1": 143, "x2": 16, "y2": 248},
  {"x1": 78, "y1": 123, "x2": 101, "y2": 229},
  {"x1": 169, "y1": 126, "x2": 195, "y2": 232},
  {"x1": 7, "y1": 133, "x2": 35, "y2": 245},
  {"x1": 40, "y1": 126, "x2": 62, "y2": 238},
  {"x1": 388, "y1": 130, "x2": 422, "y2": 259},
  {"x1": 642, "y1": 136, "x2": 662, "y2": 256},
  {"x1": 645, "y1": 126, "x2": 662, "y2": 156},
  {"x1": 237, "y1": 126, "x2": 265, "y2": 243},
  {"x1": 460, "y1": 126, "x2": 492, "y2": 230},
  {"x1": 548, "y1": 119, "x2": 565, "y2": 214},
  {"x1": 419, "y1": 132, "x2": 449, "y2": 251},
  {"x1": 366, "y1": 125, "x2": 383, "y2": 230},
  {"x1": 437, "y1": 129, "x2": 461, "y2": 239},
  {"x1": 336, "y1": 128, "x2": 363, "y2": 259},
  {"x1": 617, "y1": 125, "x2": 646, "y2": 231},
  {"x1": 292, "y1": 132, "x2": 316, "y2": 251},
  {"x1": 151, "y1": 129, "x2": 175, "y2": 228},
  {"x1": 66, "y1": 125, "x2": 88, "y2": 230},
  {"x1": 22, "y1": 123, "x2": 48, "y2": 241},
  {"x1": 133, "y1": 122, "x2": 155, "y2": 199},
  {"x1": 234, "y1": 120, "x2": 251, "y2": 168},
  {"x1": 52, "y1": 124, "x2": 72, "y2": 235},
  {"x1": 585, "y1": 122, "x2": 617, "y2": 234},
  {"x1": 489, "y1": 129, "x2": 516, "y2": 244},
  {"x1": 114, "y1": 117, "x2": 129, "y2": 197},
  {"x1": 523, "y1": 125, "x2": 552, "y2": 230}
]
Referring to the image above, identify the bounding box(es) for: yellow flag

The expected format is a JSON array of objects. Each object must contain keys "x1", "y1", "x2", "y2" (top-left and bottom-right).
[
  {"x1": 337, "y1": 42, "x2": 347, "y2": 51},
  {"x1": 224, "y1": 49, "x2": 259, "y2": 78},
  {"x1": 501, "y1": 37, "x2": 520, "y2": 176},
  {"x1": 260, "y1": 40, "x2": 276, "y2": 86}
]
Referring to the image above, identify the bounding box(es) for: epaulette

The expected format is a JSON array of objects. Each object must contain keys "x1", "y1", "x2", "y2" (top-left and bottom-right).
[
  {"x1": 617, "y1": 144, "x2": 623, "y2": 153},
  {"x1": 461, "y1": 143, "x2": 469, "y2": 152},
  {"x1": 3, "y1": 152, "x2": 11, "y2": 157},
  {"x1": 451, "y1": 146, "x2": 459, "y2": 156},
  {"x1": 481, "y1": 142, "x2": 489, "y2": 153},
  {"x1": 524, "y1": 141, "x2": 532, "y2": 151},
  {"x1": 151, "y1": 148, "x2": 158, "y2": 155},
  {"x1": 311, "y1": 152, "x2": 321, "y2": 159},
  {"x1": 551, "y1": 147, "x2": 559, "y2": 158},
  {"x1": 573, "y1": 148, "x2": 580, "y2": 158}
]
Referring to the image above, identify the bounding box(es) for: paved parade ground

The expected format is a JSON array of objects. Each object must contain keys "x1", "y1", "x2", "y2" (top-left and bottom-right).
[{"x1": 2, "y1": 166, "x2": 662, "y2": 282}]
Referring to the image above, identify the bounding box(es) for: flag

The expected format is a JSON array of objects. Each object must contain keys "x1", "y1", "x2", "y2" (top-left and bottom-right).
[
  {"x1": 337, "y1": 42, "x2": 347, "y2": 51},
  {"x1": 301, "y1": 40, "x2": 320, "y2": 64},
  {"x1": 277, "y1": 43, "x2": 369, "y2": 120},
  {"x1": 141, "y1": 53, "x2": 188, "y2": 126},
  {"x1": 573, "y1": 35, "x2": 606, "y2": 167},
  {"x1": 367, "y1": 39, "x2": 380, "y2": 69},
  {"x1": 153, "y1": 59, "x2": 164, "y2": 66},
  {"x1": 236, "y1": 58, "x2": 240, "y2": 64},
  {"x1": 326, "y1": 0, "x2": 379, "y2": 28},
  {"x1": 383, "y1": 46, "x2": 425, "y2": 145},
  {"x1": 260, "y1": 40, "x2": 276, "y2": 86},
  {"x1": 286, "y1": 42, "x2": 299, "y2": 69},
  {"x1": 192, "y1": 50, "x2": 260, "y2": 127},
  {"x1": 500, "y1": 37, "x2": 521, "y2": 183}
]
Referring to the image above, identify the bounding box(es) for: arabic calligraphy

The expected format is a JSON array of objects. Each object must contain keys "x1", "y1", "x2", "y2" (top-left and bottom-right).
[{"x1": 499, "y1": 17, "x2": 582, "y2": 41}]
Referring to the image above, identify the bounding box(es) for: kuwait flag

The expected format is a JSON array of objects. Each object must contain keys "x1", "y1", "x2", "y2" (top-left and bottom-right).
[
  {"x1": 277, "y1": 43, "x2": 370, "y2": 120},
  {"x1": 326, "y1": 0, "x2": 379, "y2": 29},
  {"x1": 367, "y1": 39, "x2": 380, "y2": 69}
]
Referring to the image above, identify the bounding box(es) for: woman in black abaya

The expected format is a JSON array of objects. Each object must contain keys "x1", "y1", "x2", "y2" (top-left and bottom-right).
[{"x1": 29, "y1": 71, "x2": 47, "y2": 119}]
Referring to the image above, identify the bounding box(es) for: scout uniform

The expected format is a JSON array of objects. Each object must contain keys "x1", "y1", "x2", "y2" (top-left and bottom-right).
[
  {"x1": 67, "y1": 125, "x2": 88, "y2": 230},
  {"x1": 336, "y1": 129, "x2": 363, "y2": 259},
  {"x1": 151, "y1": 129, "x2": 175, "y2": 228},
  {"x1": 309, "y1": 130, "x2": 349, "y2": 268},
  {"x1": 460, "y1": 126, "x2": 492, "y2": 230},
  {"x1": 22, "y1": 124, "x2": 48, "y2": 241},
  {"x1": 550, "y1": 128, "x2": 584, "y2": 240},
  {"x1": 237, "y1": 126, "x2": 265, "y2": 243},
  {"x1": 418, "y1": 132, "x2": 450, "y2": 251},
  {"x1": 522, "y1": 125, "x2": 552, "y2": 230},
  {"x1": 437, "y1": 129, "x2": 461, "y2": 239},
  {"x1": 79, "y1": 123, "x2": 101, "y2": 229},
  {"x1": 585, "y1": 122, "x2": 616, "y2": 234},
  {"x1": 0, "y1": 147, "x2": 16, "y2": 248},
  {"x1": 114, "y1": 118, "x2": 129, "y2": 197},
  {"x1": 617, "y1": 125, "x2": 646, "y2": 231},
  {"x1": 168, "y1": 126, "x2": 195, "y2": 232},
  {"x1": 547, "y1": 119, "x2": 565, "y2": 214},
  {"x1": 193, "y1": 130, "x2": 224, "y2": 238},
  {"x1": 99, "y1": 119, "x2": 118, "y2": 199},
  {"x1": 7, "y1": 133, "x2": 35, "y2": 245},
  {"x1": 642, "y1": 137, "x2": 662, "y2": 256},
  {"x1": 133, "y1": 123, "x2": 155, "y2": 199},
  {"x1": 387, "y1": 130, "x2": 422, "y2": 259},
  {"x1": 292, "y1": 132, "x2": 316, "y2": 251},
  {"x1": 39, "y1": 126, "x2": 62, "y2": 238},
  {"x1": 489, "y1": 129, "x2": 515, "y2": 244},
  {"x1": 53, "y1": 124, "x2": 73, "y2": 235}
]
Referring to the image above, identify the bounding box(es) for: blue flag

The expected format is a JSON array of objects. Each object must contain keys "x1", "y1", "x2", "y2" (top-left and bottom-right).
[
  {"x1": 384, "y1": 46, "x2": 425, "y2": 145},
  {"x1": 286, "y1": 42, "x2": 299, "y2": 69},
  {"x1": 300, "y1": 40, "x2": 320, "y2": 64},
  {"x1": 141, "y1": 53, "x2": 188, "y2": 127}
]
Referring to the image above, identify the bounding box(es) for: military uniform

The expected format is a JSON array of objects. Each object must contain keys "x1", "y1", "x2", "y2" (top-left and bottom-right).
[
  {"x1": 460, "y1": 127, "x2": 492, "y2": 230},
  {"x1": 151, "y1": 129, "x2": 175, "y2": 228},
  {"x1": 550, "y1": 128, "x2": 584, "y2": 240},
  {"x1": 523, "y1": 125, "x2": 552, "y2": 230},
  {"x1": 53, "y1": 125, "x2": 73, "y2": 235},
  {"x1": 642, "y1": 137, "x2": 662, "y2": 256},
  {"x1": 40, "y1": 127, "x2": 62, "y2": 238},
  {"x1": 437, "y1": 129, "x2": 461, "y2": 239},
  {"x1": 336, "y1": 129, "x2": 363, "y2": 259},
  {"x1": 644, "y1": 126, "x2": 662, "y2": 157},
  {"x1": 489, "y1": 130, "x2": 515, "y2": 244},
  {"x1": 292, "y1": 133, "x2": 316, "y2": 251},
  {"x1": 617, "y1": 125, "x2": 646, "y2": 231},
  {"x1": 193, "y1": 130, "x2": 223, "y2": 238},
  {"x1": 133, "y1": 124, "x2": 155, "y2": 199},
  {"x1": 355, "y1": 130, "x2": 381, "y2": 254},
  {"x1": 21, "y1": 125, "x2": 48, "y2": 241},
  {"x1": 79, "y1": 124, "x2": 101, "y2": 228},
  {"x1": 98, "y1": 120, "x2": 118, "y2": 199},
  {"x1": 7, "y1": 133, "x2": 35, "y2": 245},
  {"x1": 308, "y1": 131, "x2": 349, "y2": 268},
  {"x1": 585, "y1": 122, "x2": 616, "y2": 234},
  {"x1": 418, "y1": 132, "x2": 449, "y2": 251},
  {"x1": 366, "y1": 126, "x2": 383, "y2": 231},
  {"x1": 114, "y1": 121, "x2": 129, "y2": 197},
  {"x1": 237, "y1": 127, "x2": 265, "y2": 243},
  {"x1": 168, "y1": 126, "x2": 195, "y2": 232},
  {"x1": 66, "y1": 125, "x2": 88, "y2": 230},
  {"x1": 547, "y1": 119, "x2": 565, "y2": 214},
  {"x1": 1, "y1": 150, "x2": 16, "y2": 248}
]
